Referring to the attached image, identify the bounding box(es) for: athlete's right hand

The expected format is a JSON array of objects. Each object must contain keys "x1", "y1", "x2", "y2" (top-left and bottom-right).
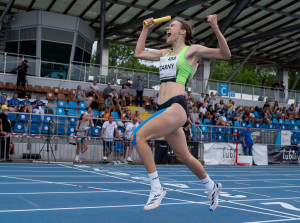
[{"x1": 143, "y1": 17, "x2": 155, "y2": 29}]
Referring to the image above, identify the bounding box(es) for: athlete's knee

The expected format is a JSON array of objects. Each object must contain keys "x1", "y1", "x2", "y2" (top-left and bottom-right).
[
  {"x1": 130, "y1": 131, "x2": 145, "y2": 147},
  {"x1": 175, "y1": 151, "x2": 193, "y2": 164}
]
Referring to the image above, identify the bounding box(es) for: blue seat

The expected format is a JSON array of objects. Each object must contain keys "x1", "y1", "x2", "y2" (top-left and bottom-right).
[
  {"x1": 233, "y1": 128, "x2": 240, "y2": 133},
  {"x1": 234, "y1": 121, "x2": 240, "y2": 127},
  {"x1": 272, "y1": 112, "x2": 276, "y2": 117},
  {"x1": 111, "y1": 112, "x2": 120, "y2": 119},
  {"x1": 290, "y1": 120, "x2": 296, "y2": 125},
  {"x1": 241, "y1": 122, "x2": 247, "y2": 127},
  {"x1": 92, "y1": 110, "x2": 98, "y2": 117},
  {"x1": 14, "y1": 123, "x2": 25, "y2": 133},
  {"x1": 268, "y1": 124, "x2": 275, "y2": 129},
  {"x1": 288, "y1": 125, "x2": 293, "y2": 130},
  {"x1": 291, "y1": 138, "x2": 299, "y2": 145},
  {"x1": 44, "y1": 115, "x2": 53, "y2": 124},
  {"x1": 262, "y1": 123, "x2": 268, "y2": 129},
  {"x1": 275, "y1": 124, "x2": 281, "y2": 130},
  {"x1": 115, "y1": 141, "x2": 124, "y2": 152},
  {"x1": 255, "y1": 123, "x2": 261, "y2": 128},
  {"x1": 67, "y1": 126, "x2": 76, "y2": 135},
  {"x1": 99, "y1": 111, "x2": 105, "y2": 117},
  {"x1": 32, "y1": 115, "x2": 42, "y2": 123},
  {"x1": 69, "y1": 117, "x2": 78, "y2": 125},
  {"x1": 228, "y1": 134, "x2": 235, "y2": 142},
  {"x1": 18, "y1": 114, "x2": 29, "y2": 122},
  {"x1": 253, "y1": 111, "x2": 259, "y2": 118},
  {"x1": 57, "y1": 100, "x2": 67, "y2": 108},
  {"x1": 7, "y1": 113, "x2": 16, "y2": 122},
  {"x1": 198, "y1": 119, "x2": 203, "y2": 125},
  {"x1": 68, "y1": 101, "x2": 77, "y2": 109},
  {"x1": 56, "y1": 108, "x2": 66, "y2": 124},
  {"x1": 78, "y1": 102, "x2": 87, "y2": 110},
  {"x1": 248, "y1": 122, "x2": 254, "y2": 128},
  {"x1": 285, "y1": 119, "x2": 290, "y2": 125},
  {"x1": 278, "y1": 119, "x2": 284, "y2": 124},
  {"x1": 281, "y1": 125, "x2": 287, "y2": 130},
  {"x1": 211, "y1": 133, "x2": 217, "y2": 141},
  {"x1": 41, "y1": 124, "x2": 53, "y2": 134},
  {"x1": 92, "y1": 127, "x2": 101, "y2": 136},
  {"x1": 217, "y1": 127, "x2": 225, "y2": 133},
  {"x1": 217, "y1": 134, "x2": 225, "y2": 142},
  {"x1": 211, "y1": 127, "x2": 216, "y2": 133},
  {"x1": 56, "y1": 125, "x2": 66, "y2": 135},
  {"x1": 67, "y1": 109, "x2": 77, "y2": 116},
  {"x1": 78, "y1": 110, "x2": 86, "y2": 115},
  {"x1": 29, "y1": 123, "x2": 39, "y2": 134},
  {"x1": 203, "y1": 119, "x2": 210, "y2": 125},
  {"x1": 293, "y1": 126, "x2": 299, "y2": 131},
  {"x1": 201, "y1": 126, "x2": 209, "y2": 133},
  {"x1": 272, "y1": 118, "x2": 278, "y2": 124},
  {"x1": 296, "y1": 120, "x2": 300, "y2": 126}
]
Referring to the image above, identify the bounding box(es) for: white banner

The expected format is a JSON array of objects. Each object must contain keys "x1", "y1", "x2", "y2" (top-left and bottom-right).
[
  {"x1": 203, "y1": 143, "x2": 268, "y2": 165},
  {"x1": 281, "y1": 130, "x2": 292, "y2": 146}
]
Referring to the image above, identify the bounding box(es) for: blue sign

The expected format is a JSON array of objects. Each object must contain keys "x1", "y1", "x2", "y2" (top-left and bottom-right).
[
  {"x1": 218, "y1": 83, "x2": 229, "y2": 97},
  {"x1": 230, "y1": 91, "x2": 235, "y2": 97}
]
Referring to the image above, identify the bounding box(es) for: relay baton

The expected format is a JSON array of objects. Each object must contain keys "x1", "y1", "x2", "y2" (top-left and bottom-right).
[{"x1": 143, "y1": 16, "x2": 171, "y2": 26}]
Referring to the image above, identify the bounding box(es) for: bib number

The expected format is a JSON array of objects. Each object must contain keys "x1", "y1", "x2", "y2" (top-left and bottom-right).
[{"x1": 159, "y1": 56, "x2": 179, "y2": 81}]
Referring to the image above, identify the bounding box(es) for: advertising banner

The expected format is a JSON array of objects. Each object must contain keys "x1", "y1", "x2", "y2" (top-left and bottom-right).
[{"x1": 268, "y1": 145, "x2": 299, "y2": 165}]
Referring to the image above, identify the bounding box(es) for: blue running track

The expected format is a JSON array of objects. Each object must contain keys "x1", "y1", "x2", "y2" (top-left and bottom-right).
[{"x1": 0, "y1": 164, "x2": 300, "y2": 223}]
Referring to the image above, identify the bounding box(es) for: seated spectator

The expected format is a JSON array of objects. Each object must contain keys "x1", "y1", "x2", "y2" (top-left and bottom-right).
[
  {"x1": 85, "y1": 107, "x2": 95, "y2": 126},
  {"x1": 204, "y1": 110, "x2": 213, "y2": 123},
  {"x1": 0, "y1": 92, "x2": 7, "y2": 106},
  {"x1": 230, "y1": 107, "x2": 243, "y2": 125},
  {"x1": 209, "y1": 92, "x2": 216, "y2": 106},
  {"x1": 101, "y1": 107, "x2": 111, "y2": 120},
  {"x1": 190, "y1": 107, "x2": 200, "y2": 124},
  {"x1": 276, "y1": 107, "x2": 283, "y2": 119},
  {"x1": 88, "y1": 81, "x2": 99, "y2": 96},
  {"x1": 199, "y1": 93, "x2": 205, "y2": 104},
  {"x1": 120, "y1": 107, "x2": 128, "y2": 120},
  {"x1": 199, "y1": 103, "x2": 207, "y2": 120},
  {"x1": 282, "y1": 107, "x2": 288, "y2": 120},
  {"x1": 120, "y1": 84, "x2": 132, "y2": 105},
  {"x1": 287, "y1": 104, "x2": 296, "y2": 120},
  {"x1": 32, "y1": 96, "x2": 49, "y2": 121},
  {"x1": 272, "y1": 101, "x2": 279, "y2": 113},
  {"x1": 101, "y1": 95, "x2": 115, "y2": 112},
  {"x1": 110, "y1": 88, "x2": 119, "y2": 99},
  {"x1": 250, "y1": 107, "x2": 262, "y2": 124},
  {"x1": 243, "y1": 107, "x2": 251, "y2": 123},
  {"x1": 219, "y1": 99, "x2": 227, "y2": 111},
  {"x1": 187, "y1": 91, "x2": 194, "y2": 101},
  {"x1": 8, "y1": 93, "x2": 20, "y2": 112},
  {"x1": 90, "y1": 95, "x2": 99, "y2": 111},
  {"x1": 20, "y1": 95, "x2": 31, "y2": 113},
  {"x1": 263, "y1": 101, "x2": 270, "y2": 110},
  {"x1": 125, "y1": 110, "x2": 132, "y2": 120},
  {"x1": 262, "y1": 111, "x2": 272, "y2": 125},
  {"x1": 232, "y1": 101, "x2": 237, "y2": 112},
  {"x1": 221, "y1": 111, "x2": 232, "y2": 126},
  {"x1": 75, "y1": 85, "x2": 86, "y2": 102},
  {"x1": 186, "y1": 98, "x2": 193, "y2": 112},
  {"x1": 103, "y1": 83, "x2": 113, "y2": 98},
  {"x1": 135, "y1": 111, "x2": 143, "y2": 124},
  {"x1": 227, "y1": 99, "x2": 233, "y2": 115},
  {"x1": 86, "y1": 93, "x2": 95, "y2": 108},
  {"x1": 213, "y1": 112, "x2": 224, "y2": 126},
  {"x1": 182, "y1": 122, "x2": 192, "y2": 141}
]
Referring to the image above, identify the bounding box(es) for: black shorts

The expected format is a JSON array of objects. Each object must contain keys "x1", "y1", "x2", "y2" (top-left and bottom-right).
[
  {"x1": 17, "y1": 77, "x2": 26, "y2": 86},
  {"x1": 157, "y1": 95, "x2": 188, "y2": 117}
]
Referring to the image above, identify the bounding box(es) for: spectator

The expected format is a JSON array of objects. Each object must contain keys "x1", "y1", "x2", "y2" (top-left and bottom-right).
[
  {"x1": 75, "y1": 114, "x2": 90, "y2": 163},
  {"x1": 88, "y1": 81, "x2": 99, "y2": 96},
  {"x1": 242, "y1": 125, "x2": 255, "y2": 165},
  {"x1": 101, "y1": 115, "x2": 121, "y2": 162},
  {"x1": 152, "y1": 93, "x2": 158, "y2": 111},
  {"x1": 16, "y1": 60, "x2": 28, "y2": 91},
  {"x1": 272, "y1": 101, "x2": 279, "y2": 113},
  {"x1": 0, "y1": 105, "x2": 11, "y2": 160},
  {"x1": 120, "y1": 107, "x2": 128, "y2": 120},
  {"x1": 123, "y1": 116, "x2": 139, "y2": 162},
  {"x1": 232, "y1": 101, "x2": 237, "y2": 112},
  {"x1": 282, "y1": 107, "x2": 288, "y2": 120},
  {"x1": 263, "y1": 101, "x2": 270, "y2": 110},
  {"x1": 101, "y1": 95, "x2": 114, "y2": 112},
  {"x1": 85, "y1": 93, "x2": 95, "y2": 108},
  {"x1": 262, "y1": 111, "x2": 272, "y2": 125},
  {"x1": 227, "y1": 99, "x2": 233, "y2": 115},
  {"x1": 85, "y1": 107, "x2": 95, "y2": 126},
  {"x1": 209, "y1": 92, "x2": 216, "y2": 106},
  {"x1": 135, "y1": 111, "x2": 143, "y2": 124},
  {"x1": 213, "y1": 112, "x2": 224, "y2": 126},
  {"x1": 182, "y1": 122, "x2": 192, "y2": 141},
  {"x1": 250, "y1": 107, "x2": 262, "y2": 124},
  {"x1": 125, "y1": 110, "x2": 132, "y2": 120},
  {"x1": 199, "y1": 103, "x2": 207, "y2": 120},
  {"x1": 0, "y1": 92, "x2": 7, "y2": 106},
  {"x1": 32, "y1": 96, "x2": 49, "y2": 121},
  {"x1": 110, "y1": 88, "x2": 119, "y2": 99},
  {"x1": 219, "y1": 99, "x2": 227, "y2": 110},
  {"x1": 279, "y1": 81, "x2": 285, "y2": 103},
  {"x1": 103, "y1": 83, "x2": 113, "y2": 97},
  {"x1": 120, "y1": 84, "x2": 132, "y2": 105},
  {"x1": 230, "y1": 106, "x2": 243, "y2": 125},
  {"x1": 204, "y1": 94, "x2": 210, "y2": 103},
  {"x1": 243, "y1": 107, "x2": 251, "y2": 123},
  {"x1": 20, "y1": 95, "x2": 31, "y2": 113},
  {"x1": 135, "y1": 75, "x2": 144, "y2": 107},
  {"x1": 101, "y1": 107, "x2": 111, "y2": 120},
  {"x1": 75, "y1": 85, "x2": 86, "y2": 102},
  {"x1": 295, "y1": 103, "x2": 299, "y2": 113},
  {"x1": 8, "y1": 93, "x2": 20, "y2": 112},
  {"x1": 272, "y1": 80, "x2": 281, "y2": 101},
  {"x1": 221, "y1": 111, "x2": 232, "y2": 126},
  {"x1": 261, "y1": 78, "x2": 268, "y2": 97},
  {"x1": 190, "y1": 107, "x2": 200, "y2": 124},
  {"x1": 187, "y1": 91, "x2": 194, "y2": 101}
]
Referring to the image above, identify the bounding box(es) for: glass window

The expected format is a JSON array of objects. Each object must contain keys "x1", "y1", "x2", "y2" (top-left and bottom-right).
[
  {"x1": 5, "y1": 41, "x2": 18, "y2": 54},
  {"x1": 41, "y1": 62, "x2": 68, "y2": 80},
  {"x1": 74, "y1": 47, "x2": 83, "y2": 62},
  {"x1": 41, "y1": 41, "x2": 72, "y2": 64},
  {"x1": 83, "y1": 51, "x2": 91, "y2": 63},
  {"x1": 19, "y1": 40, "x2": 36, "y2": 56}
]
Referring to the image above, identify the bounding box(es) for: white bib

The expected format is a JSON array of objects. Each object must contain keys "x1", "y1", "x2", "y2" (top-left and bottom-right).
[{"x1": 159, "y1": 56, "x2": 179, "y2": 81}]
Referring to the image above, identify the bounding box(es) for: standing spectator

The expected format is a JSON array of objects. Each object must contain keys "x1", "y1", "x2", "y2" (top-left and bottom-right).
[
  {"x1": 20, "y1": 95, "x2": 31, "y2": 113},
  {"x1": 103, "y1": 83, "x2": 113, "y2": 97},
  {"x1": 242, "y1": 125, "x2": 254, "y2": 162},
  {"x1": 272, "y1": 80, "x2": 281, "y2": 101},
  {"x1": 0, "y1": 105, "x2": 11, "y2": 160},
  {"x1": 75, "y1": 114, "x2": 89, "y2": 163},
  {"x1": 101, "y1": 115, "x2": 121, "y2": 162},
  {"x1": 135, "y1": 75, "x2": 144, "y2": 107},
  {"x1": 8, "y1": 93, "x2": 20, "y2": 112},
  {"x1": 75, "y1": 85, "x2": 86, "y2": 102},
  {"x1": 32, "y1": 96, "x2": 49, "y2": 121},
  {"x1": 0, "y1": 92, "x2": 7, "y2": 106},
  {"x1": 261, "y1": 78, "x2": 268, "y2": 98},
  {"x1": 88, "y1": 81, "x2": 99, "y2": 96},
  {"x1": 232, "y1": 101, "x2": 237, "y2": 112},
  {"x1": 123, "y1": 117, "x2": 139, "y2": 162},
  {"x1": 120, "y1": 84, "x2": 132, "y2": 105},
  {"x1": 279, "y1": 81, "x2": 285, "y2": 103},
  {"x1": 227, "y1": 99, "x2": 233, "y2": 115},
  {"x1": 16, "y1": 60, "x2": 28, "y2": 91},
  {"x1": 182, "y1": 122, "x2": 192, "y2": 141}
]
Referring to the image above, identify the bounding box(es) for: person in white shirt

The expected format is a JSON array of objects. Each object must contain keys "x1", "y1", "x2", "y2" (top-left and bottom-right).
[
  {"x1": 190, "y1": 107, "x2": 200, "y2": 124},
  {"x1": 123, "y1": 117, "x2": 139, "y2": 162},
  {"x1": 232, "y1": 101, "x2": 237, "y2": 112},
  {"x1": 199, "y1": 103, "x2": 207, "y2": 120},
  {"x1": 221, "y1": 111, "x2": 232, "y2": 126},
  {"x1": 101, "y1": 115, "x2": 121, "y2": 162},
  {"x1": 89, "y1": 81, "x2": 99, "y2": 96},
  {"x1": 199, "y1": 93, "x2": 205, "y2": 103}
]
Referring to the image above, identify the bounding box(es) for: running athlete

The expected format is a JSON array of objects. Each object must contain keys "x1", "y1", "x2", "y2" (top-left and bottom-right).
[{"x1": 132, "y1": 15, "x2": 231, "y2": 211}]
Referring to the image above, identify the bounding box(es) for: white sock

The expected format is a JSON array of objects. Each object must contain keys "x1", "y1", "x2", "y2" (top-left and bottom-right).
[
  {"x1": 75, "y1": 155, "x2": 79, "y2": 161},
  {"x1": 201, "y1": 175, "x2": 215, "y2": 193},
  {"x1": 148, "y1": 171, "x2": 162, "y2": 190},
  {"x1": 79, "y1": 152, "x2": 83, "y2": 157}
]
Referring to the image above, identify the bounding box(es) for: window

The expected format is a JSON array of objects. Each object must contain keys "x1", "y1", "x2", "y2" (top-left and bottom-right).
[
  {"x1": 74, "y1": 47, "x2": 83, "y2": 62},
  {"x1": 83, "y1": 51, "x2": 91, "y2": 63},
  {"x1": 41, "y1": 41, "x2": 72, "y2": 64},
  {"x1": 5, "y1": 41, "x2": 18, "y2": 54},
  {"x1": 19, "y1": 40, "x2": 36, "y2": 56}
]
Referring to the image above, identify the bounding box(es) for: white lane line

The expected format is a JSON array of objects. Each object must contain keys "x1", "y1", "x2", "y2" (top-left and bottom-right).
[
  {"x1": 235, "y1": 182, "x2": 251, "y2": 186},
  {"x1": 245, "y1": 218, "x2": 300, "y2": 223},
  {"x1": 232, "y1": 190, "x2": 271, "y2": 198},
  {"x1": 18, "y1": 196, "x2": 40, "y2": 208},
  {"x1": 285, "y1": 190, "x2": 300, "y2": 194},
  {"x1": 222, "y1": 197, "x2": 300, "y2": 203},
  {"x1": 264, "y1": 180, "x2": 295, "y2": 186}
]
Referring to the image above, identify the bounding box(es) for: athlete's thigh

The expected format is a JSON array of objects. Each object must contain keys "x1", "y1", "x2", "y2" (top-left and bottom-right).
[
  {"x1": 164, "y1": 128, "x2": 191, "y2": 159},
  {"x1": 135, "y1": 103, "x2": 187, "y2": 141}
]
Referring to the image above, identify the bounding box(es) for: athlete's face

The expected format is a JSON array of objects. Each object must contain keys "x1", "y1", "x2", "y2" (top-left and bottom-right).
[{"x1": 166, "y1": 21, "x2": 186, "y2": 44}]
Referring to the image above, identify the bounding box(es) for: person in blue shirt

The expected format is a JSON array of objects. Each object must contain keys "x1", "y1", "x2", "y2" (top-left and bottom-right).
[
  {"x1": 32, "y1": 96, "x2": 49, "y2": 121},
  {"x1": 8, "y1": 93, "x2": 20, "y2": 112},
  {"x1": 20, "y1": 95, "x2": 32, "y2": 113},
  {"x1": 0, "y1": 92, "x2": 7, "y2": 106},
  {"x1": 242, "y1": 125, "x2": 253, "y2": 156}
]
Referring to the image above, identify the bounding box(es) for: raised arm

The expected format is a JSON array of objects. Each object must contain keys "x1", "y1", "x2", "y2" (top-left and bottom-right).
[{"x1": 134, "y1": 18, "x2": 170, "y2": 61}]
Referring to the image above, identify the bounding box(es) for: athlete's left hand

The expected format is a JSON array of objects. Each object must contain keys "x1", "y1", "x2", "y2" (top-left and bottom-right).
[{"x1": 206, "y1": 14, "x2": 218, "y2": 28}]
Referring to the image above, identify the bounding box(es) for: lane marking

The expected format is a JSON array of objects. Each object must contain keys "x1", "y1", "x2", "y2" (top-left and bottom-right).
[
  {"x1": 232, "y1": 190, "x2": 271, "y2": 198},
  {"x1": 75, "y1": 185, "x2": 101, "y2": 192},
  {"x1": 261, "y1": 202, "x2": 300, "y2": 212},
  {"x1": 245, "y1": 218, "x2": 300, "y2": 223}
]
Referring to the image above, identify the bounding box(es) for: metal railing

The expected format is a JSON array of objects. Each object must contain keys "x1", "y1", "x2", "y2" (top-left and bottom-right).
[{"x1": 0, "y1": 51, "x2": 299, "y2": 104}]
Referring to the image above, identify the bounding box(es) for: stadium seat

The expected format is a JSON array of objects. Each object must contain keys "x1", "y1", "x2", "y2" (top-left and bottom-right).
[
  {"x1": 68, "y1": 101, "x2": 77, "y2": 109},
  {"x1": 198, "y1": 119, "x2": 203, "y2": 125},
  {"x1": 57, "y1": 93, "x2": 66, "y2": 101},
  {"x1": 56, "y1": 125, "x2": 66, "y2": 135},
  {"x1": 67, "y1": 94, "x2": 76, "y2": 102},
  {"x1": 4, "y1": 82, "x2": 14, "y2": 90},
  {"x1": 69, "y1": 117, "x2": 78, "y2": 125},
  {"x1": 67, "y1": 126, "x2": 76, "y2": 135},
  {"x1": 272, "y1": 118, "x2": 278, "y2": 124},
  {"x1": 278, "y1": 119, "x2": 284, "y2": 124},
  {"x1": 41, "y1": 124, "x2": 53, "y2": 134},
  {"x1": 211, "y1": 133, "x2": 217, "y2": 141},
  {"x1": 285, "y1": 120, "x2": 290, "y2": 125},
  {"x1": 268, "y1": 124, "x2": 275, "y2": 129},
  {"x1": 46, "y1": 92, "x2": 55, "y2": 101},
  {"x1": 111, "y1": 112, "x2": 120, "y2": 119},
  {"x1": 79, "y1": 102, "x2": 87, "y2": 110},
  {"x1": 115, "y1": 141, "x2": 124, "y2": 152},
  {"x1": 262, "y1": 123, "x2": 268, "y2": 129},
  {"x1": 255, "y1": 123, "x2": 261, "y2": 128},
  {"x1": 233, "y1": 128, "x2": 240, "y2": 133},
  {"x1": 79, "y1": 110, "x2": 86, "y2": 115},
  {"x1": 57, "y1": 100, "x2": 67, "y2": 108},
  {"x1": 7, "y1": 113, "x2": 16, "y2": 122},
  {"x1": 18, "y1": 114, "x2": 29, "y2": 122},
  {"x1": 217, "y1": 127, "x2": 225, "y2": 133},
  {"x1": 0, "y1": 81, "x2": 4, "y2": 89},
  {"x1": 241, "y1": 122, "x2": 247, "y2": 127},
  {"x1": 234, "y1": 121, "x2": 240, "y2": 127},
  {"x1": 92, "y1": 127, "x2": 101, "y2": 136},
  {"x1": 290, "y1": 120, "x2": 296, "y2": 125},
  {"x1": 61, "y1": 88, "x2": 69, "y2": 95},
  {"x1": 43, "y1": 86, "x2": 51, "y2": 93},
  {"x1": 92, "y1": 110, "x2": 98, "y2": 117},
  {"x1": 14, "y1": 123, "x2": 25, "y2": 133},
  {"x1": 44, "y1": 115, "x2": 53, "y2": 124},
  {"x1": 248, "y1": 122, "x2": 254, "y2": 128},
  {"x1": 217, "y1": 134, "x2": 225, "y2": 142},
  {"x1": 288, "y1": 125, "x2": 293, "y2": 130},
  {"x1": 253, "y1": 111, "x2": 259, "y2": 118},
  {"x1": 203, "y1": 119, "x2": 210, "y2": 125},
  {"x1": 296, "y1": 120, "x2": 300, "y2": 126},
  {"x1": 293, "y1": 126, "x2": 299, "y2": 131},
  {"x1": 70, "y1": 89, "x2": 76, "y2": 95},
  {"x1": 53, "y1": 87, "x2": 61, "y2": 94},
  {"x1": 56, "y1": 108, "x2": 66, "y2": 124},
  {"x1": 275, "y1": 124, "x2": 281, "y2": 130},
  {"x1": 29, "y1": 123, "x2": 39, "y2": 134},
  {"x1": 32, "y1": 115, "x2": 42, "y2": 123},
  {"x1": 200, "y1": 126, "x2": 209, "y2": 133},
  {"x1": 67, "y1": 109, "x2": 77, "y2": 116},
  {"x1": 26, "y1": 84, "x2": 33, "y2": 92},
  {"x1": 200, "y1": 133, "x2": 209, "y2": 141},
  {"x1": 291, "y1": 138, "x2": 299, "y2": 145},
  {"x1": 281, "y1": 125, "x2": 287, "y2": 130},
  {"x1": 99, "y1": 111, "x2": 105, "y2": 117},
  {"x1": 34, "y1": 85, "x2": 43, "y2": 93}
]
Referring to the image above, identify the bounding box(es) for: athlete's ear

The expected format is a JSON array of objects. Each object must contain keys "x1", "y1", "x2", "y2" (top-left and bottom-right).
[{"x1": 179, "y1": 29, "x2": 186, "y2": 35}]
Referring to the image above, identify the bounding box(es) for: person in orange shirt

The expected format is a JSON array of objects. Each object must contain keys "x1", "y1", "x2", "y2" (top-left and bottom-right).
[{"x1": 101, "y1": 107, "x2": 111, "y2": 120}]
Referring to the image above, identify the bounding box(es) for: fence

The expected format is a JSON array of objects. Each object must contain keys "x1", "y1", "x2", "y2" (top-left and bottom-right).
[{"x1": 1, "y1": 51, "x2": 299, "y2": 104}]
